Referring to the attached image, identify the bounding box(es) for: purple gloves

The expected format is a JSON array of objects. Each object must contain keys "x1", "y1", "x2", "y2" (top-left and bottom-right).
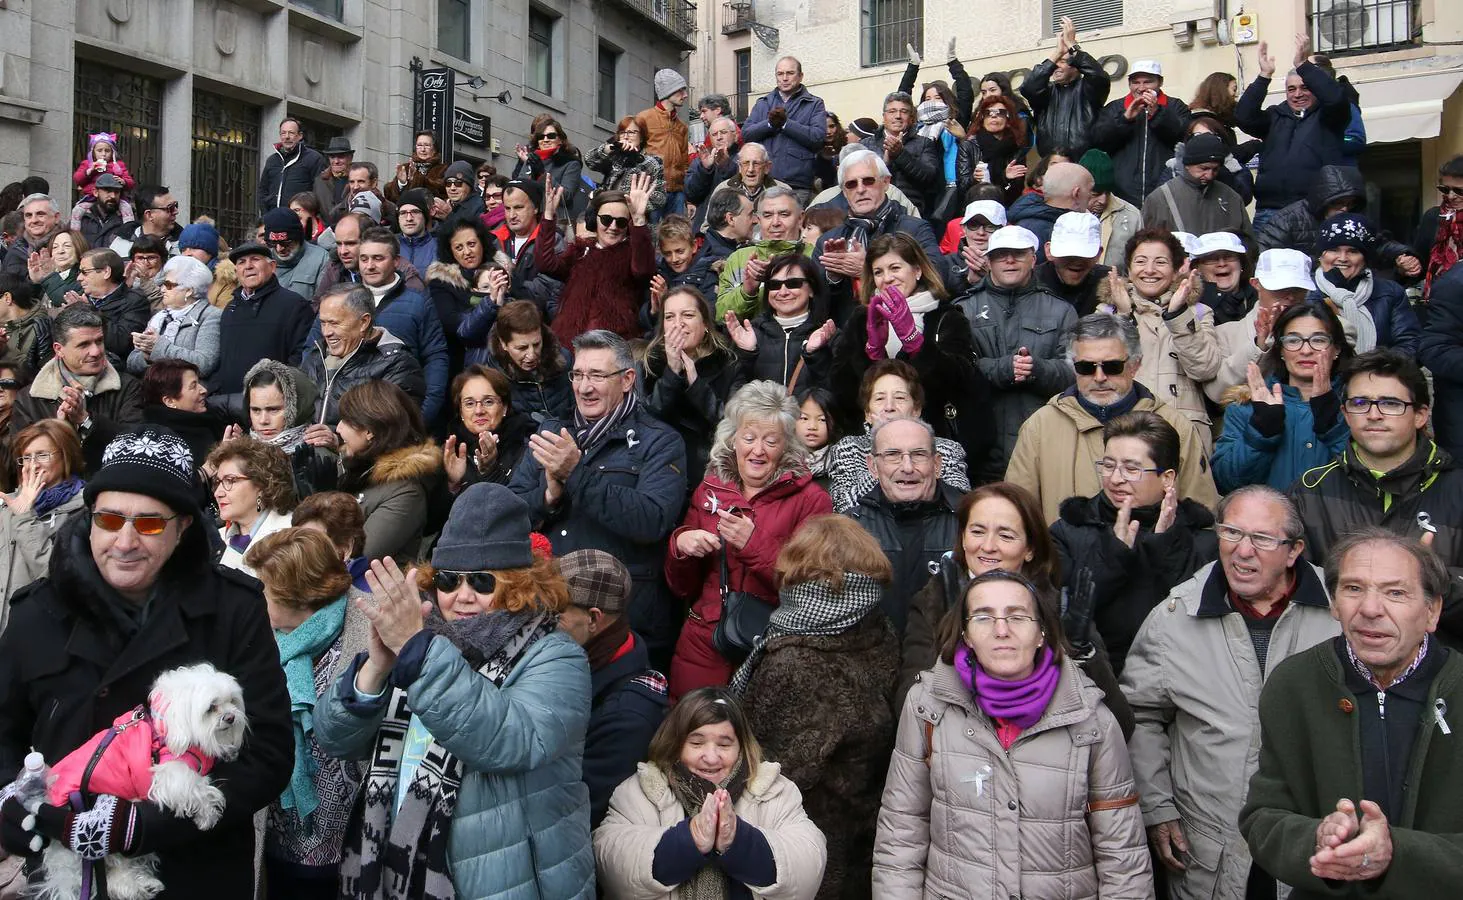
[
  {"x1": 864, "y1": 299, "x2": 889, "y2": 360},
  {"x1": 873, "y1": 286, "x2": 924, "y2": 355}
]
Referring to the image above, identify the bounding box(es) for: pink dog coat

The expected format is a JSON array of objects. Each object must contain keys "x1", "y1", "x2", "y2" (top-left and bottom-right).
[{"x1": 45, "y1": 705, "x2": 216, "y2": 806}]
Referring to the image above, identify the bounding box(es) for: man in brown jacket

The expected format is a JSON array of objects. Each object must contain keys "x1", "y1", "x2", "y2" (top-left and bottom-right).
[{"x1": 637, "y1": 69, "x2": 691, "y2": 218}]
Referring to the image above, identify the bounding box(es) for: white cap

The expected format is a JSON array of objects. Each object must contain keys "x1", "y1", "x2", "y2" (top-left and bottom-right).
[
  {"x1": 1130, "y1": 59, "x2": 1163, "y2": 78},
  {"x1": 1254, "y1": 248, "x2": 1317, "y2": 292},
  {"x1": 1172, "y1": 231, "x2": 1200, "y2": 256},
  {"x1": 961, "y1": 200, "x2": 1007, "y2": 227},
  {"x1": 1191, "y1": 231, "x2": 1247, "y2": 259},
  {"x1": 1048, "y1": 212, "x2": 1102, "y2": 259},
  {"x1": 987, "y1": 225, "x2": 1040, "y2": 254}
]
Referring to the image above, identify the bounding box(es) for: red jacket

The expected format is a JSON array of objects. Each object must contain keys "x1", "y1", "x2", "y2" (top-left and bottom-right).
[
  {"x1": 665, "y1": 469, "x2": 832, "y2": 699},
  {"x1": 541, "y1": 224, "x2": 655, "y2": 344},
  {"x1": 73, "y1": 159, "x2": 136, "y2": 195}
]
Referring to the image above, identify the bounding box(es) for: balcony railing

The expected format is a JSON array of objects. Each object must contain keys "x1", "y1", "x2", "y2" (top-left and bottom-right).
[
  {"x1": 722, "y1": 1, "x2": 753, "y2": 34},
  {"x1": 609, "y1": 0, "x2": 698, "y2": 46},
  {"x1": 1307, "y1": 0, "x2": 1418, "y2": 55}
]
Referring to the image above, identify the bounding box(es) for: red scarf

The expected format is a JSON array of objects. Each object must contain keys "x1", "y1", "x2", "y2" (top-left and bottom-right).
[
  {"x1": 1230, "y1": 570, "x2": 1298, "y2": 621},
  {"x1": 536, "y1": 147, "x2": 556, "y2": 161},
  {"x1": 1122, "y1": 91, "x2": 1170, "y2": 113},
  {"x1": 1425, "y1": 209, "x2": 1463, "y2": 301}
]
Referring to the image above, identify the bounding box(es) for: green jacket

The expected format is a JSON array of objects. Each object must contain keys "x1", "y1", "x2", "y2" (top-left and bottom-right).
[
  {"x1": 714, "y1": 239, "x2": 812, "y2": 320},
  {"x1": 1241, "y1": 638, "x2": 1463, "y2": 897}
]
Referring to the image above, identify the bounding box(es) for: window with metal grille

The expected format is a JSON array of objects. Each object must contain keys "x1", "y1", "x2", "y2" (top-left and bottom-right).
[
  {"x1": 438, "y1": 0, "x2": 470, "y2": 60},
  {"x1": 528, "y1": 9, "x2": 556, "y2": 95},
  {"x1": 735, "y1": 49, "x2": 752, "y2": 120},
  {"x1": 598, "y1": 44, "x2": 621, "y2": 123},
  {"x1": 1049, "y1": 0, "x2": 1123, "y2": 35},
  {"x1": 191, "y1": 90, "x2": 260, "y2": 246},
  {"x1": 72, "y1": 61, "x2": 163, "y2": 204},
  {"x1": 861, "y1": 0, "x2": 922, "y2": 68},
  {"x1": 1308, "y1": 0, "x2": 1417, "y2": 55}
]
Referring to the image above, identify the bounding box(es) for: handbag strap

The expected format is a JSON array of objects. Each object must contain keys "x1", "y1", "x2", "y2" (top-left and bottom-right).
[
  {"x1": 719, "y1": 546, "x2": 731, "y2": 599},
  {"x1": 787, "y1": 354, "x2": 807, "y2": 391}
]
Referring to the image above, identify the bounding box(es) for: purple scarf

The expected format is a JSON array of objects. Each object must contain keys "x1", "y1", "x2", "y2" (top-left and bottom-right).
[{"x1": 956, "y1": 644, "x2": 1060, "y2": 729}]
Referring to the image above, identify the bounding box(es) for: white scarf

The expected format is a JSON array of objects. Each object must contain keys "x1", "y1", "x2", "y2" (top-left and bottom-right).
[
  {"x1": 773, "y1": 311, "x2": 810, "y2": 328},
  {"x1": 1313, "y1": 265, "x2": 1378, "y2": 353},
  {"x1": 884, "y1": 290, "x2": 939, "y2": 358},
  {"x1": 367, "y1": 275, "x2": 401, "y2": 304},
  {"x1": 916, "y1": 100, "x2": 949, "y2": 141}
]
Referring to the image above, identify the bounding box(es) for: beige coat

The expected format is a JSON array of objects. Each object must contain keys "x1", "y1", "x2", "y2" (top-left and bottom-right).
[
  {"x1": 1120, "y1": 561, "x2": 1340, "y2": 900},
  {"x1": 874, "y1": 657, "x2": 1152, "y2": 899},
  {"x1": 594, "y1": 761, "x2": 827, "y2": 900},
  {"x1": 1005, "y1": 389, "x2": 1218, "y2": 524},
  {"x1": 0, "y1": 490, "x2": 86, "y2": 634},
  {"x1": 1099, "y1": 194, "x2": 1143, "y2": 272}
]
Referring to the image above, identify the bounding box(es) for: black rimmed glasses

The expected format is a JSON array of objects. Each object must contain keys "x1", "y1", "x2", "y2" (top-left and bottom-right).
[{"x1": 1343, "y1": 396, "x2": 1414, "y2": 417}]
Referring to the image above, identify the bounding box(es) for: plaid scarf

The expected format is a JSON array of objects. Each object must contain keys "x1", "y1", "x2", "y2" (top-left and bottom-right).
[
  {"x1": 1425, "y1": 209, "x2": 1463, "y2": 302},
  {"x1": 729, "y1": 573, "x2": 885, "y2": 695},
  {"x1": 338, "y1": 608, "x2": 557, "y2": 900},
  {"x1": 843, "y1": 197, "x2": 904, "y2": 250},
  {"x1": 573, "y1": 390, "x2": 638, "y2": 451}
]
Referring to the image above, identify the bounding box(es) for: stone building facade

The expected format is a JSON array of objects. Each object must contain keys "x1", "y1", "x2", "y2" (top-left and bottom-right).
[{"x1": 1, "y1": 0, "x2": 695, "y2": 241}]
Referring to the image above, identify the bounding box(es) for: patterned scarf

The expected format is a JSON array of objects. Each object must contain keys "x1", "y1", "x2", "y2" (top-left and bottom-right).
[
  {"x1": 274, "y1": 596, "x2": 347, "y2": 828},
  {"x1": 1425, "y1": 209, "x2": 1463, "y2": 302},
  {"x1": 339, "y1": 607, "x2": 557, "y2": 900},
  {"x1": 729, "y1": 573, "x2": 885, "y2": 695},
  {"x1": 1346, "y1": 634, "x2": 1430, "y2": 691},
  {"x1": 844, "y1": 197, "x2": 904, "y2": 250},
  {"x1": 665, "y1": 759, "x2": 751, "y2": 900},
  {"x1": 916, "y1": 100, "x2": 950, "y2": 140},
  {"x1": 573, "y1": 390, "x2": 639, "y2": 451}
]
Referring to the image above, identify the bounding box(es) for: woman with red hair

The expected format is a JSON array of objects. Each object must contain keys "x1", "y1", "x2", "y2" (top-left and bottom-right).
[{"x1": 969, "y1": 95, "x2": 1030, "y2": 206}]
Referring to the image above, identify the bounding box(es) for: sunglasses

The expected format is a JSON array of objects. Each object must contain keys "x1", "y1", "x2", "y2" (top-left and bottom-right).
[
  {"x1": 767, "y1": 277, "x2": 808, "y2": 291},
  {"x1": 444, "y1": 178, "x2": 470, "y2": 187},
  {"x1": 843, "y1": 175, "x2": 878, "y2": 190},
  {"x1": 91, "y1": 511, "x2": 178, "y2": 535},
  {"x1": 1073, "y1": 359, "x2": 1128, "y2": 376},
  {"x1": 539, "y1": 132, "x2": 562, "y2": 141},
  {"x1": 433, "y1": 569, "x2": 497, "y2": 593},
  {"x1": 598, "y1": 214, "x2": 630, "y2": 229},
  {"x1": 984, "y1": 109, "x2": 1010, "y2": 119},
  {"x1": 161, "y1": 280, "x2": 180, "y2": 290},
  {"x1": 1438, "y1": 185, "x2": 1463, "y2": 198},
  {"x1": 0, "y1": 380, "x2": 17, "y2": 391}
]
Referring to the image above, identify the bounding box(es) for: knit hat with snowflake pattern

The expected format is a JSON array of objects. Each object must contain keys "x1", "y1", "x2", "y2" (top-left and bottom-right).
[{"x1": 84, "y1": 425, "x2": 202, "y2": 520}]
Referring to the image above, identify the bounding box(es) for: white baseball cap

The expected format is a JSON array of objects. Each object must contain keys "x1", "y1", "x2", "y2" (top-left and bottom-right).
[
  {"x1": 1191, "y1": 231, "x2": 1247, "y2": 260},
  {"x1": 1048, "y1": 212, "x2": 1102, "y2": 259},
  {"x1": 1130, "y1": 60, "x2": 1163, "y2": 78},
  {"x1": 961, "y1": 200, "x2": 1007, "y2": 227},
  {"x1": 1172, "y1": 231, "x2": 1200, "y2": 257},
  {"x1": 987, "y1": 225, "x2": 1040, "y2": 254},
  {"x1": 1254, "y1": 248, "x2": 1317, "y2": 292}
]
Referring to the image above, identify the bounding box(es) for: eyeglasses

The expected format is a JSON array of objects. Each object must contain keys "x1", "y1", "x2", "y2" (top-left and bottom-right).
[
  {"x1": 148, "y1": 203, "x2": 180, "y2": 214},
  {"x1": 1215, "y1": 523, "x2": 1294, "y2": 552},
  {"x1": 1279, "y1": 333, "x2": 1333, "y2": 351},
  {"x1": 460, "y1": 396, "x2": 502, "y2": 411},
  {"x1": 1343, "y1": 396, "x2": 1414, "y2": 417},
  {"x1": 965, "y1": 613, "x2": 1040, "y2": 630},
  {"x1": 539, "y1": 132, "x2": 562, "y2": 142},
  {"x1": 569, "y1": 368, "x2": 629, "y2": 385},
  {"x1": 766, "y1": 277, "x2": 808, "y2": 292},
  {"x1": 1438, "y1": 185, "x2": 1463, "y2": 198},
  {"x1": 78, "y1": 268, "x2": 102, "y2": 277},
  {"x1": 265, "y1": 239, "x2": 294, "y2": 249},
  {"x1": 965, "y1": 223, "x2": 999, "y2": 233},
  {"x1": 984, "y1": 109, "x2": 1010, "y2": 119},
  {"x1": 16, "y1": 452, "x2": 54, "y2": 467},
  {"x1": 872, "y1": 448, "x2": 934, "y2": 466},
  {"x1": 91, "y1": 511, "x2": 178, "y2": 536},
  {"x1": 434, "y1": 570, "x2": 497, "y2": 593},
  {"x1": 843, "y1": 176, "x2": 878, "y2": 191},
  {"x1": 1073, "y1": 359, "x2": 1129, "y2": 377},
  {"x1": 161, "y1": 280, "x2": 180, "y2": 291},
  {"x1": 1094, "y1": 458, "x2": 1160, "y2": 481},
  {"x1": 740, "y1": 158, "x2": 769, "y2": 167},
  {"x1": 598, "y1": 214, "x2": 630, "y2": 229},
  {"x1": 444, "y1": 178, "x2": 470, "y2": 187},
  {"x1": 213, "y1": 473, "x2": 252, "y2": 492}
]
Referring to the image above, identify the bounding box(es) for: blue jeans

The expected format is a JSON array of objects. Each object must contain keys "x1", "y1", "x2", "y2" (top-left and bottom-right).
[
  {"x1": 1252, "y1": 208, "x2": 1276, "y2": 231},
  {"x1": 652, "y1": 190, "x2": 687, "y2": 226}
]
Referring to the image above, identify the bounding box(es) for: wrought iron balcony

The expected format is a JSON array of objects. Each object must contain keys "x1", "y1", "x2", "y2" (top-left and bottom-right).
[
  {"x1": 723, "y1": 1, "x2": 753, "y2": 34},
  {"x1": 607, "y1": 0, "x2": 698, "y2": 48}
]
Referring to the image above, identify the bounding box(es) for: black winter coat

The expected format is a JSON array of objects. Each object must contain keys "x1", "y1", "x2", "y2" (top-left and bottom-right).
[
  {"x1": 1036, "y1": 261, "x2": 1110, "y2": 317},
  {"x1": 91, "y1": 283, "x2": 152, "y2": 365},
  {"x1": 1052, "y1": 493, "x2": 1219, "y2": 677},
  {"x1": 859, "y1": 129, "x2": 945, "y2": 220},
  {"x1": 843, "y1": 482, "x2": 963, "y2": 636},
  {"x1": 298, "y1": 328, "x2": 427, "y2": 426},
  {"x1": 1019, "y1": 51, "x2": 1111, "y2": 158},
  {"x1": 208, "y1": 277, "x2": 314, "y2": 399},
  {"x1": 730, "y1": 311, "x2": 833, "y2": 395},
  {"x1": 831, "y1": 301, "x2": 993, "y2": 476},
  {"x1": 0, "y1": 515, "x2": 293, "y2": 900},
  {"x1": 257, "y1": 143, "x2": 327, "y2": 213},
  {"x1": 583, "y1": 632, "x2": 668, "y2": 827},
  {"x1": 1419, "y1": 266, "x2": 1463, "y2": 459},
  {"x1": 1256, "y1": 165, "x2": 1364, "y2": 254},
  {"x1": 640, "y1": 345, "x2": 740, "y2": 490},
  {"x1": 482, "y1": 349, "x2": 575, "y2": 425},
  {"x1": 1092, "y1": 93, "x2": 1192, "y2": 206},
  {"x1": 1233, "y1": 64, "x2": 1351, "y2": 211},
  {"x1": 511, "y1": 148, "x2": 587, "y2": 221}
]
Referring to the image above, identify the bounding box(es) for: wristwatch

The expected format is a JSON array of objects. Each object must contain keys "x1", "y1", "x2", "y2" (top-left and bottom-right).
[{"x1": 1067, "y1": 43, "x2": 1081, "y2": 55}]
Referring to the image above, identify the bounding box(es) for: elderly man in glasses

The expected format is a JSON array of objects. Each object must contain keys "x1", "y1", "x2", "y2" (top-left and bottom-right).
[
  {"x1": 1122, "y1": 484, "x2": 1340, "y2": 900},
  {"x1": 1290, "y1": 349, "x2": 1463, "y2": 646},
  {"x1": 1007, "y1": 311, "x2": 1216, "y2": 524},
  {"x1": 509, "y1": 329, "x2": 686, "y2": 670},
  {"x1": 0, "y1": 425, "x2": 292, "y2": 899}
]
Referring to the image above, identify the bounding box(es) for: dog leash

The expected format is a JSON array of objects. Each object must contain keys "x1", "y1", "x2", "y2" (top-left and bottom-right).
[{"x1": 72, "y1": 705, "x2": 146, "y2": 900}]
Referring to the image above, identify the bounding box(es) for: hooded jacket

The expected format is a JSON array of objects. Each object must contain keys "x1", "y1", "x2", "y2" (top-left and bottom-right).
[
  {"x1": 743, "y1": 85, "x2": 829, "y2": 190},
  {"x1": 0, "y1": 514, "x2": 293, "y2": 900},
  {"x1": 1020, "y1": 51, "x2": 1111, "y2": 158},
  {"x1": 240, "y1": 359, "x2": 336, "y2": 499},
  {"x1": 1234, "y1": 63, "x2": 1351, "y2": 211},
  {"x1": 666, "y1": 469, "x2": 832, "y2": 699},
  {"x1": 875, "y1": 657, "x2": 1151, "y2": 899},
  {"x1": 299, "y1": 327, "x2": 427, "y2": 427},
  {"x1": 957, "y1": 275, "x2": 1078, "y2": 481},
  {"x1": 1005, "y1": 384, "x2": 1218, "y2": 525},
  {"x1": 1092, "y1": 92, "x2": 1193, "y2": 206},
  {"x1": 1256, "y1": 165, "x2": 1375, "y2": 255},
  {"x1": 258, "y1": 142, "x2": 328, "y2": 213}
]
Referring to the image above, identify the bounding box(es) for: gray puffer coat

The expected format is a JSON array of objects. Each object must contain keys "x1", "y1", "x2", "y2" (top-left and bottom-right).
[{"x1": 875, "y1": 656, "x2": 1152, "y2": 899}]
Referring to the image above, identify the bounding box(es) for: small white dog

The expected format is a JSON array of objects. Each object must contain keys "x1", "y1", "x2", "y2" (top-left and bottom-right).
[{"x1": 14, "y1": 663, "x2": 248, "y2": 900}]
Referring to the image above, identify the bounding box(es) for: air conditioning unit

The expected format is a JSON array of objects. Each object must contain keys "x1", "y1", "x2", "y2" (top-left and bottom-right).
[{"x1": 1312, "y1": 0, "x2": 1412, "y2": 52}]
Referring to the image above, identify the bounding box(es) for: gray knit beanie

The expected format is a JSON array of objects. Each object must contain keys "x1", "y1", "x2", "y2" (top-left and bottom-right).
[{"x1": 432, "y1": 482, "x2": 534, "y2": 571}]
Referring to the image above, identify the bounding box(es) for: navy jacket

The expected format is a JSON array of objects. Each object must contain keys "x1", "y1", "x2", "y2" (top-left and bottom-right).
[
  {"x1": 742, "y1": 86, "x2": 828, "y2": 189},
  {"x1": 1306, "y1": 274, "x2": 1421, "y2": 356},
  {"x1": 1008, "y1": 194, "x2": 1069, "y2": 262},
  {"x1": 1234, "y1": 63, "x2": 1351, "y2": 212},
  {"x1": 398, "y1": 231, "x2": 437, "y2": 276},
  {"x1": 208, "y1": 277, "x2": 314, "y2": 397},
  {"x1": 258, "y1": 143, "x2": 327, "y2": 213},
  {"x1": 583, "y1": 633, "x2": 668, "y2": 827}
]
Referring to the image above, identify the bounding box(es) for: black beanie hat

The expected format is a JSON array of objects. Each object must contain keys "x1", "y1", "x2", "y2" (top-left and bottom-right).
[
  {"x1": 84, "y1": 426, "x2": 202, "y2": 520},
  {"x1": 505, "y1": 179, "x2": 545, "y2": 213},
  {"x1": 397, "y1": 188, "x2": 434, "y2": 215},
  {"x1": 1183, "y1": 133, "x2": 1226, "y2": 166}
]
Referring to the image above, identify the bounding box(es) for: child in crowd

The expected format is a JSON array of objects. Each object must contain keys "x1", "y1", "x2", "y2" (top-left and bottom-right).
[
  {"x1": 72, "y1": 132, "x2": 136, "y2": 197},
  {"x1": 795, "y1": 385, "x2": 840, "y2": 492},
  {"x1": 646, "y1": 215, "x2": 717, "y2": 325}
]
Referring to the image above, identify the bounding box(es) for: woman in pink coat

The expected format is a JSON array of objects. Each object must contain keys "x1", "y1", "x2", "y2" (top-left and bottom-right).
[{"x1": 666, "y1": 381, "x2": 832, "y2": 699}]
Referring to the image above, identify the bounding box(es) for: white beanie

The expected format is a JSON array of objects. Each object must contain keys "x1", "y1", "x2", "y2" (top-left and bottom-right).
[{"x1": 654, "y1": 68, "x2": 689, "y2": 101}]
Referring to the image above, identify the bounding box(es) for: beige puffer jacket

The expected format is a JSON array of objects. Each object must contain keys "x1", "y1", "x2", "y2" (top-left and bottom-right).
[
  {"x1": 593, "y1": 760, "x2": 827, "y2": 900},
  {"x1": 874, "y1": 656, "x2": 1152, "y2": 899},
  {"x1": 1120, "y1": 560, "x2": 1340, "y2": 900}
]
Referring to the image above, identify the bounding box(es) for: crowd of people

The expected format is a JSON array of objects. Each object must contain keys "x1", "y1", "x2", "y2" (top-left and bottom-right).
[{"x1": 0, "y1": 27, "x2": 1460, "y2": 899}]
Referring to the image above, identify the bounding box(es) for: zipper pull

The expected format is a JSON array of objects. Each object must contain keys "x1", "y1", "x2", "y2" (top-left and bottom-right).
[{"x1": 1437, "y1": 699, "x2": 1452, "y2": 736}]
